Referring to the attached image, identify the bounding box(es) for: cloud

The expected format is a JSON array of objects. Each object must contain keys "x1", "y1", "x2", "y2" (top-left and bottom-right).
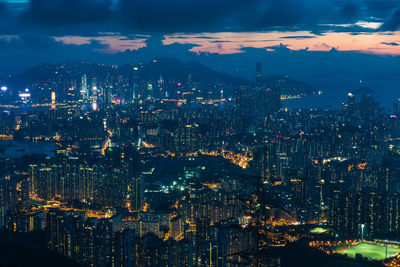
[
  {"x1": 0, "y1": 2, "x2": 6, "y2": 14},
  {"x1": 112, "y1": 0, "x2": 400, "y2": 34},
  {"x1": 115, "y1": 0, "x2": 358, "y2": 33},
  {"x1": 380, "y1": 9, "x2": 400, "y2": 31},
  {"x1": 281, "y1": 35, "x2": 316, "y2": 39},
  {"x1": 381, "y1": 41, "x2": 399, "y2": 46},
  {"x1": 364, "y1": 0, "x2": 400, "y2": 18},
  {"x1": 266, "y1": 43, "x2": 291, "y2": 52},
  {"x1": 116, "y1": 0, "x2": 242, "y2": 32},
  {"x1": 339, "y1": 2, "x2": 360, "y2": 19},
  {"x1": 0, "y1": 0, "x2": 399, "y2": 74},
  {"x1": 0, "y1": 0, "x2": 398, "y2": 35},
  {"x1": 0, "y1": 34, "x2": 109, "y2": 53},
  {"x1": 23, "y1": 0, "x2": 112, "y2": 26}
]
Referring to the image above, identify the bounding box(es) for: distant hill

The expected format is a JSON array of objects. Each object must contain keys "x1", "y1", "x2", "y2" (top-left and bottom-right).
[
  {"x1": 122, "y1": 57, "x2": 251, "y2": 85},
  {"x1": 20, "y1": 57, "x2": 251, "y2": 87},
  {"x1": 263, "y1": 75, "x2": 317, "y2": 97},
  {"x1": 353, "y1": 86, "x2": 375, "y2": 95},
  {"x1": 16, "y1": 58, "x2": 316, "y2": 98}
]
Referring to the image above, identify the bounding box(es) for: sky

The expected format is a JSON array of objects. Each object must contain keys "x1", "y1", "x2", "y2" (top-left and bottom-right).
[
  {"x1": 2, "y1": 0, "x2": 400, "y2": 59},
  {"x1": 3, "y1": 0, "x2": 400, "y2": 54},
  {"x1": 1, "y1": 0, "x2": 400, "y2": 105}
]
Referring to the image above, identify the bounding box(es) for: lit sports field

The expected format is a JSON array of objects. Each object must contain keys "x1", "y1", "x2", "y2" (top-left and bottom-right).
[{"x1": 337, "y1": 243, "x2": 400, "y2": 260}]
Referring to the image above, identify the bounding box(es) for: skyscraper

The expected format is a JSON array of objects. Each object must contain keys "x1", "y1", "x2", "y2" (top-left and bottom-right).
[
  {"x1": 103, "y1": 85, "x2": 112, "y2": 109},
  {"x1": 147, "y1": 83, "x2": 154, "y2": 99},
  {"x1": 348, "y1": 92, "x2": 355, "y2": 114},
  {"x1": 81, "y1": 74, "x2": 88, "y2": 100},
  {"x1": 131, "y1": 67, "x2": 139, "y2": 102}
]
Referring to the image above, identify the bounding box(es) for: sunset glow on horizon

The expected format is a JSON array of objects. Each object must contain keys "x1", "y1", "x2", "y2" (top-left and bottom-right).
[{"x1": 53, "y1": 27, "x2": 400, "y2": 56}]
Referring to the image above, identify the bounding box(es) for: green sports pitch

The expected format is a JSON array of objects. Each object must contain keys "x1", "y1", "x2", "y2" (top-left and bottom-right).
[{"x1": 336, "y1": 243, "x2": 400, "y2": 260}]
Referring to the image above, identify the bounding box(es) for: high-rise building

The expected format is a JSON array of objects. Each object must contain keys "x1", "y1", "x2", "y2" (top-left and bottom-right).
[
  {"x1": 157, "y1": 75, "x2": 164, "y2": 99},
  {"x1": 169, "y1": 215, "x2": 183, "y2": 240},
  {"x1": 81, "y1": 74, "x2": 88, "y2": 100},
  {"x1": 131, "y1": 67, "x2": 139, "y2": 102},
  {"x1": 329, "y1": 191, "x2": 397, "y2": 239},
  {"x1": 0, "y1": 177, "x2": 17, "y2": 212},
  {"x1": 51, "y1": 91, "x2": 56, "y2": 104},
  {"x1": 147, "y1": 83, "x2": 154, "y2": 99},
  {"x1": 234, "y1": 86, "x2": 255, "y2": 132},
  {"x1": 195, "y1": 217, "x2": 211, "y2": 265},
  {"x1": 129, "y1": 176, "x2": 144, "y2": 211},
  {"x1": 103, "y1": 85, "x2": 112, "y2": 109},
  {"x1": 348, "y1": 92, "x2": 355, "y2": 114},
  {"x1": 77, "y1": 115, "x2": 106, "y2": 153},
  {"x1": 254, "y1": 86, "x2": 281, "y2": 117}
]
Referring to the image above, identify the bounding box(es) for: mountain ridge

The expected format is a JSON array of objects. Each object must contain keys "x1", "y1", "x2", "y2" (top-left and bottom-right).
[{"x1": 8, "y1": 57, "x2": 316, "y2": 98}]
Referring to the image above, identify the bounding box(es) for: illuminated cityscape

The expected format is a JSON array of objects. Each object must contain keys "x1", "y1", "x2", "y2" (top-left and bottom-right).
[
  {"x1": 2, "y1": 1, "x2": 400, "y2": 267},
  {"x1": 0, "y1": 58, "x2": 399, "y2": 266}
]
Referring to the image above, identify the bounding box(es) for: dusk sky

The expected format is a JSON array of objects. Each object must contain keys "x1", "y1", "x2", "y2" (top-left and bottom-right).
[
  {"x1": 1, "y1": 0, "x2": 400, "y2": 100},
  {"x1": 3, "y1": 0, "x2": 400, "y2": 53}
]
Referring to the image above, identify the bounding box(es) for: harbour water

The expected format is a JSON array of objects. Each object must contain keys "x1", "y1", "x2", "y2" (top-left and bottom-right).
[{"x1": 0, "y1": 139, "x2": 56, "y2": 158}]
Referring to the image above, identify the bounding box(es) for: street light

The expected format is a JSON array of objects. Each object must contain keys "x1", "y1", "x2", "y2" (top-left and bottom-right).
[
  {"x1": 386, "y1": 239, "x2": 388, "y2": 259},
  {"x1": 361, "y1": 224, "x2": 365, "y2": 241}
]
